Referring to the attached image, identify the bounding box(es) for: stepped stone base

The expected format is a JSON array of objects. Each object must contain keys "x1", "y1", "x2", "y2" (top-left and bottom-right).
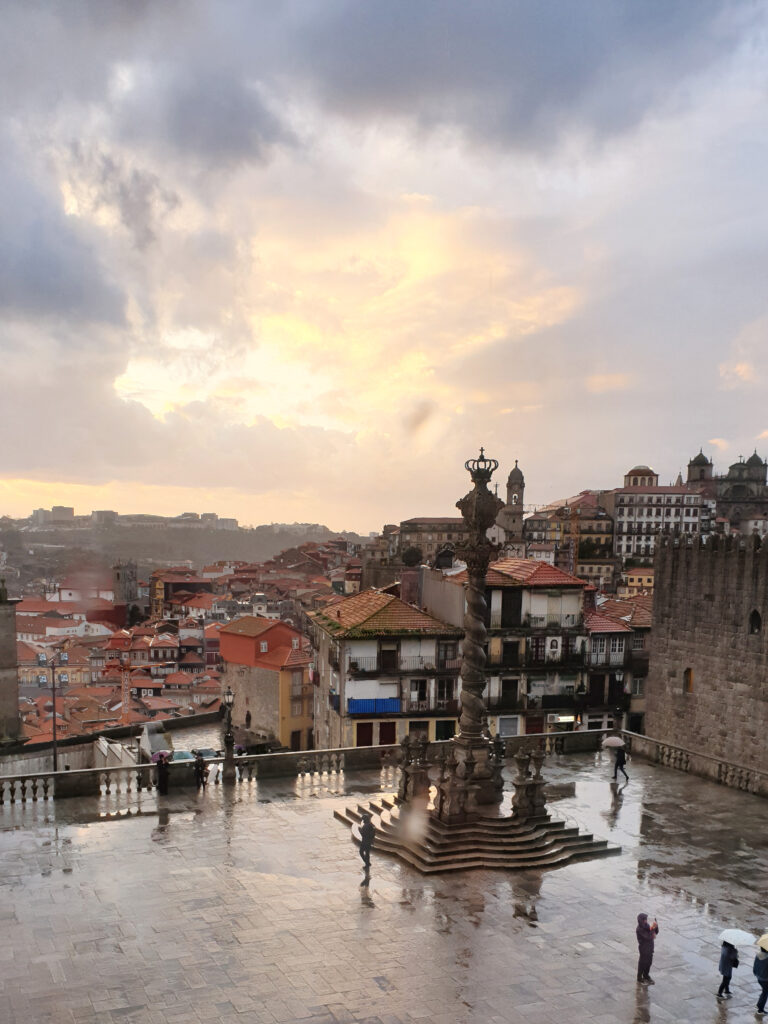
[{"x1": 334, "y1": 794, "x2": 621, "y2": 874}]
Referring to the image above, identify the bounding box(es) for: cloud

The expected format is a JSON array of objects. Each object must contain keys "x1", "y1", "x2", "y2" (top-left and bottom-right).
[
  {"x1": 116, "y1": 65, "x2": 294, "y2": 168},
  {"x1": 586, "y1": 373, "x2": 631, "y2": 394},
  {"x1": 291, "y1": 0, "x2": 752, "y2": 150},
  {"x1": 0, "y1": 136, "x2": 124, "y2": 324},
  {"x1": 708, "y1": 437, "x2": 730, "y2": 451},
  {"x1": 718, "y1": 360, "x2": 755, "y2": 387}
]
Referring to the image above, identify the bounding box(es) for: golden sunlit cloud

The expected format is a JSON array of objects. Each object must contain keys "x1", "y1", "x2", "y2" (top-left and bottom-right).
[
  {"x1": 114, "y1": 198, "x2": 583, "y2": 440},
  {"x1": 718, "y1": 360, "x2": 755, "y2": 388},
  {"x1": 708, "y1": 437, "x2": 730, "y2": 451},
  {"x1": 585, "y1": 373, "x2": 631, "y2": 394}
]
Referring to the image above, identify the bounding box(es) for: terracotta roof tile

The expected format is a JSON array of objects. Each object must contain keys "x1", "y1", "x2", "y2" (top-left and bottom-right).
[
  {"x1": 450, "y1": 558, "x2": 587, "y2": 589},
  {"x1": 311, "y1": 589, "x2": 459, "y2": 638}
]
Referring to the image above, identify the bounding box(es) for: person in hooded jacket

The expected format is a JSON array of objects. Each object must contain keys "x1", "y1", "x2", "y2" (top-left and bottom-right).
[
  {"x1": 754, "y1": 946, "x2": 768, "y2": 1015},
  {"x1": 636, "y1": 913, "x2": 658, "y2": 984},
  {"x1": 717, "y1": 941, "x2": 739, "y2": 998}
]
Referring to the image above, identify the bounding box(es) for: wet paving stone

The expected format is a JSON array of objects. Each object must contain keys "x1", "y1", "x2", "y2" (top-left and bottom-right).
[{"x1": 1, "y1": 753, "x2": 767, "y2": 1023}]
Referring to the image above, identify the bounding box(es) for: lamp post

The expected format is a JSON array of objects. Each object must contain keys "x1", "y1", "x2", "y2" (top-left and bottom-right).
[
  {"x1": 38, "y1": 650, "x2": 68, "y2": 771},
  {"x1": 222, "y1": 685, "x2": 236, "y2": 784},
  {"x1": 614, "y1": 668, "x2": 625, "y2": 731}
]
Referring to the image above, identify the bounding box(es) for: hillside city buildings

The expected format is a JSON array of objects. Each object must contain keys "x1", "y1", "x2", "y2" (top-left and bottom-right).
[{"x1": 0, "y1": 445, "x2": 766, "y2": 761}]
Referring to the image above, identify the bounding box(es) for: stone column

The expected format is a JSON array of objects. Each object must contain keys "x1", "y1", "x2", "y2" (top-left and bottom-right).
[
  {"x1": 452, "y1": 449, "x2": 504, "y2": 807},
  {"x1": 0, "y1": 580, "x2": 20, "y2": 744}
]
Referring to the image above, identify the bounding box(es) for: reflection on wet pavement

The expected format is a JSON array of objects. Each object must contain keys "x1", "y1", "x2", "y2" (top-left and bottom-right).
[{"x1": 1, "y1": 752, "x2": 767, "y2": 1023}]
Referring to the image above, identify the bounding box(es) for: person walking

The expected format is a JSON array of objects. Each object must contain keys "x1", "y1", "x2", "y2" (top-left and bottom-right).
[
  {"x1": 359, "y1": 812, "x2": 375, "y2": 880},
  {"x1": 754, "y1": 946, "x2": 768, "y2": 1015},
  {"x1": 156, "y1": 753, "x2": 169, "y2": 796},
  {"x1": 614, "y1": 746, "x2": 629, "y2": 782},
  {"x1": 636, "y1": 913, "x2": 659, "y2": 985},
  {"x1": 717, "y1": 940, "x2": 739, "y2": 998},
  {"x1": 194, "y1": 752, "x2": 207, "y2": 790}
]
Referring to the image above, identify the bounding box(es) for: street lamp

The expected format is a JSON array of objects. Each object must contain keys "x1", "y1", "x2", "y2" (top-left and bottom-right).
[
  {"x1": 38, "y1": 650, "x2": 68, "y2": 771},
  {"x1": 613, "y1": 668, "x2": 625, "y2": 732},
  {"x1": 222, "y1": 685, "x2": 236, "y2": 784}
]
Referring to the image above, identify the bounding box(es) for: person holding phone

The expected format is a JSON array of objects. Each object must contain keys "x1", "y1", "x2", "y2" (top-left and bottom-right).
[{"x1": 636, "y1": 913, "x2": 659, "y2": 985}]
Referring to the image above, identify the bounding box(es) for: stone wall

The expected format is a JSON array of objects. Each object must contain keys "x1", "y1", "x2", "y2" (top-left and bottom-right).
[
  {"x1": 222, "y1": 662, "x2": 279, "y2": 741},
  {"x1": 645, "y1": 533, "x2": 768, "y2": 773},
  {"x1": 0, "y1": 599, "x2": 20, "y2": 742}
]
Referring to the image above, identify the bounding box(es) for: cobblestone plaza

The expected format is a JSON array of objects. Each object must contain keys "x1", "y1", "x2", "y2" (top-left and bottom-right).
[{"x1": 1, "y1": 752, "x2": 767, "y2": 1024}]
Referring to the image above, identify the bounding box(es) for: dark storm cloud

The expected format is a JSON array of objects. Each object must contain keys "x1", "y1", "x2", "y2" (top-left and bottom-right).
[
  {"x1": 117, "y1": 65, "x2": 293, "y2": 167},
  {"x1": 68, "y1": 143, "x2": 179, "y2": 250},
  {"x1": 0, "y1": 138, "x2": 124, "y2": 324},
  {"x1": 290, "y1": 0, "x2": 749, "y2": 147}
]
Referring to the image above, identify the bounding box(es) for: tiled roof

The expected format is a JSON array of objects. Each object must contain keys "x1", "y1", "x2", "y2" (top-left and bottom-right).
[
  {"x1": 400, "y1": 517, "x2": 466, "y2": 526},
  {"x1": 219, "y1": 616, "x2": 277, "y2": 638},
  {"x1": 599, "y1": 595, "x2": 653, "y2": 629},
  {"x1": 584, "y1": 609, "x2": 632, "y2": 634},
  {"x1": 252, "y1": 646, "x2": 311, "y2": 671},
  {"x1": 450, "y1": 558, "x2": 586, "y2": 589},
  {"x1": 311, "y1": 589, "x2": 460, "y2": 638}
]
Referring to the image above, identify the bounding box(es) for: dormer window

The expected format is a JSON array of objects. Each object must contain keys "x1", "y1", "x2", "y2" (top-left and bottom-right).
[
  {"x1": 292, "y1": 637, "x2": 299, "y2": 649},
  {"x1": 260, "y1": 641, "x2": 268, "y2": 653}
]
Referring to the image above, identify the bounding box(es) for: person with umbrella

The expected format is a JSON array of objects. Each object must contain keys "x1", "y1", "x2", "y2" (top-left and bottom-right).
[
  {"x1": 716, "y1": 929, "x2": 753, "y2": 999},
  {"x1": 603, "y1": 735, "x2": 629, "y2": 782},
  {"x1": 717, "y1": 942, "x2": 739, "y2": 998},
  {"x1": 754, "y1": 933, "x2": 768, "y2": 1015}
]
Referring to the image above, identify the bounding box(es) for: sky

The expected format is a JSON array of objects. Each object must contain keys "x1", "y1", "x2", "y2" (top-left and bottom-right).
[{"x1": 2, "y1": 1, "x2": 768, "y2": 533}]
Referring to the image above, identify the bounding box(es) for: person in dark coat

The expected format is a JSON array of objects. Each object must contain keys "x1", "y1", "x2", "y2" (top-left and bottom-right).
[
  {"x1": 156, "y1": 754, "x2": 169, "y2": 796},
  {"x1": 614, "y1": 746, "x2": 629, "y2": 782},
  {"x1": 754, "y1": 948, "x2": 768, "y2": 1014},
  {"x1": 717, "y1": 941, "x2": 739, "y2": 998},
  {"x1": 359, "y1": 813, "x2": 375, "y2": 874},
  {"x1": 636, "y1": 913, "x2": 658, "y2": 984},
  {"x1": 194, "y1": 753, "x2": 207, "y2": 790}
]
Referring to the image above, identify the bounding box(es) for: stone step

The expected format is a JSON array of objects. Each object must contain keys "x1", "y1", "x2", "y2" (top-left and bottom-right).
[{"x1": 336, "y1": 799, "x2": 621, "y2": 874}]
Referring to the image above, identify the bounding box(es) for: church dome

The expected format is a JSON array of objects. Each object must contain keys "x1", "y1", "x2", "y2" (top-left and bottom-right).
[
  {"x1": 689, "y1": 450, "x2": 710, "y2": 467},
  {"x1": 747, "y1": 450, "x2": 765, "y2": 467},
  {"x1": 507, "y1": 460, "x2": 524, "y2": 484}
]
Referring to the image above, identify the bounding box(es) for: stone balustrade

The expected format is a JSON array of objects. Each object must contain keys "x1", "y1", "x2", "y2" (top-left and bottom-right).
[
  {"x1": 623, "y1": 730, "x2": 768, "y2": 797},
  {"x1": 0, "y1": 732, "x2": 613, "y2": 804}
]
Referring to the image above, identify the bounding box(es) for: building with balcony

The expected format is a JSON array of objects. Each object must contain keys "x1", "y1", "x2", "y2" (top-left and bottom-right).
[
  {"x1": 601, "y1": 465, "x2": 703, "y2": 563},
  {"x1": 422, "y1": 559, "x2": 590, "y2": 739},
  {"x1": 309, "y1": 590, "x2": 462, "y2": 749},
  {"x1": 220, "y1": 616, "x2": 313, "y2": 751}
]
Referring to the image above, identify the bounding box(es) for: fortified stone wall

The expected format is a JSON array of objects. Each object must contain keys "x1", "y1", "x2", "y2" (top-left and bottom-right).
[
  {"x1": 0, "y1": 597, "x2": 20, "y2": 743},
  {"x1": 646, "y1": 533, "x2": 768, "y2": 773}
]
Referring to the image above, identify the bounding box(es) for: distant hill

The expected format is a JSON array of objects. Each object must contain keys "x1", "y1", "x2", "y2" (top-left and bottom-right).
[{"x1": 0, "y1": 521, "x2": 366, "y2": 593}]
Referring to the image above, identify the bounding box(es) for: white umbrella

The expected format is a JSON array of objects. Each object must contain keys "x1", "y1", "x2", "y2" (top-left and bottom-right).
[
  {"x1": 719, "y1": 928, "x2": 757, "y2": 946},
  {"x1": 602, "y1": 736, "x2": 625, "y2": 748}
]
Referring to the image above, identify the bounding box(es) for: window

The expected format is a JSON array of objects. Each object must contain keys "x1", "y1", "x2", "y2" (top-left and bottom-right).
[
  {"x1": 260, "y1": 641, "x2": 268, "y2": 652},
  {"x1": 683, "y1": 667, "x2": 694, "y2": 693},
  {"x1": 59, "y1": 672, "x2": 69, "y2": 683},
  {"x1": 610, "y1": 636, "x2": 625, "y2": 654},
  {"x1": 749, "y1": 609, "x2": 762, "y2": 635},
  {"x1": 291, "y1": 637, "x2": 299, "y2": 649},
  {"x1": 291, "y1": 700, "x2": 303, "y2": 717}
]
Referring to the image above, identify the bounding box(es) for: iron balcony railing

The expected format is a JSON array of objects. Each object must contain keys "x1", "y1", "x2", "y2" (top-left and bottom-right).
[
  {"x1": 587, "y1": 650, "x2": 628, "y2": 667},
  {"x1": 346, "y1": 656, "x2": 461, "y2": 675}
]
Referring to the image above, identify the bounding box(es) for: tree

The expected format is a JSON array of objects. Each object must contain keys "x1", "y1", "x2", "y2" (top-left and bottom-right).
[{"x1": 402, "y1": 546, "x2": 423, "y2": 567}]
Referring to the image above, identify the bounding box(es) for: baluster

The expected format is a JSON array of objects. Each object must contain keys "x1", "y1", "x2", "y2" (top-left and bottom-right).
[
  {"x1": 123, "y1": 769, "x2": 131, "y2": 793},
  {"x1": 42, "y1": 777, "x2": 50, "y2": 800},
  {"x1": 338, "y1": 753, "x2": 345, "y2": 772},
  {"x1": 321, "y1": 753, "x2": 330, "y2": 774},
  {"x1": 9, "y1": 780, "x2": 16, "y2": 804},
  {"x1": 0, "y1": 780, "x2": 4, "y2": 806},
  {"x1": 31, "y1": 777, "x2": 39, "y2": 801},
  {"x1": 102, "y1": 771, "x2": 110, "y2": 794},
  {"x1": 329, "y1": 753, "x2": 337, "y2": 773}
]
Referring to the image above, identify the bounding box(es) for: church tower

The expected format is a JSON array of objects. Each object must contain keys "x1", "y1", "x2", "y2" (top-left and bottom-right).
[{"x1": 495, "y1": 460, "x2": 525, "y2": 553}]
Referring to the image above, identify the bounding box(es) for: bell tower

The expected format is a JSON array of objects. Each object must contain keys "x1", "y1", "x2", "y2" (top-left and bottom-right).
[{"x1": 495, "y1": 460, "x2": 525, "y2": 553}]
